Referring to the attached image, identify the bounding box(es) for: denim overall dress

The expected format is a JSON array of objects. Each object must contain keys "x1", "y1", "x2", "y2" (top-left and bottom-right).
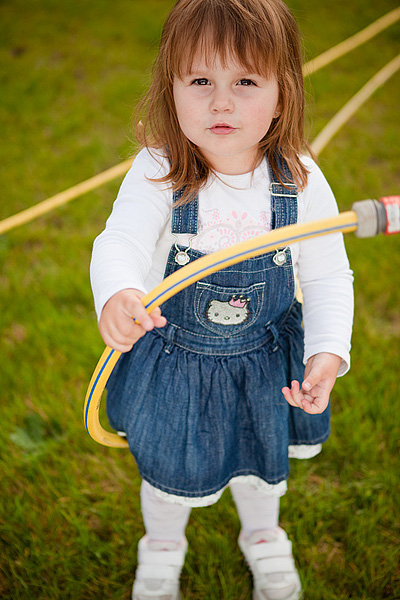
[{"x1": 106, "y1": 154, "x2": 330, "y2": 499}]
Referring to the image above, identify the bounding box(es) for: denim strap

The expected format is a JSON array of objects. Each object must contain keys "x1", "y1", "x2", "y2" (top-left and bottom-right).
[
  {"x1": 166, "y1": 144, "x2": 199, "y2": 234},
  {"x1": 171, "y1": 188, "x2": 199, "y2": 235},
  {"x1": 268, "y1": 151, "x2": 298, "y2": 229}
]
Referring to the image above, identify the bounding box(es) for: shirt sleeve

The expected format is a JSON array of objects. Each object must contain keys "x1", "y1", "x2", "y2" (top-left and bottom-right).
[
  {"x1": 296, "y1": 159, "x2": 354, "y2": 376},
  {"x1": 90, "y1": 149, "x2": 172, "y2": 320}
]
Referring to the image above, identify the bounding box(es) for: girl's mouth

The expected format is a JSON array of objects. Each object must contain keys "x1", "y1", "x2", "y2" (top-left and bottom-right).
[{"x1": 209, "y1": 124, "x2": 236, "y2": 135}]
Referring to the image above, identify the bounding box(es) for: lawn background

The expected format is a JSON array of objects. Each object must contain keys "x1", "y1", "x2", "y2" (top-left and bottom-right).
[{"x1": 0, "y1": 0, "x2": 399, "y2": 598}]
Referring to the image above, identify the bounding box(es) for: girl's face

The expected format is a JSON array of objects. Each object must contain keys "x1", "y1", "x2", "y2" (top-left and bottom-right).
[{"x1": 173, "y1": 52, "x2": 280, "y2": 175}]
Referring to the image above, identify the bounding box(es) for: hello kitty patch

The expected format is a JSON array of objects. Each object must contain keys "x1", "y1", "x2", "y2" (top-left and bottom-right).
[{"x1": 206, "y1": 295, "x2": 250, "y2": 326}]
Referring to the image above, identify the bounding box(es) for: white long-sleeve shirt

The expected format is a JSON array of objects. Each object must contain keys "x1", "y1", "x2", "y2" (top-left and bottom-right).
[{"x1": 91, "y1": 148, "x2": 354, "y2": 375}]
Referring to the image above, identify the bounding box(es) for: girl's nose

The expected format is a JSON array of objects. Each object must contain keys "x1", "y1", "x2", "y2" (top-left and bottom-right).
[{"x1": 210, "y1": 89, "x2": 234, "y2": 113}]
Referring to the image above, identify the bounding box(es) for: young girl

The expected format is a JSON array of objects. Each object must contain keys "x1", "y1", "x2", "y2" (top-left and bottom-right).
[{"x1": 90, "y1": 0, "x2": 353, "y2": 598}]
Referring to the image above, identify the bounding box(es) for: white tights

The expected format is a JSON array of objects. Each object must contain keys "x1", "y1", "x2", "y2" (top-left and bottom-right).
[{"x1": 141, "y1": 480, "x2": 280, "y2": 543}]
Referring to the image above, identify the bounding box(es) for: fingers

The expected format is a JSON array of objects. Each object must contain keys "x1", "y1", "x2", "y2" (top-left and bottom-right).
[
  {"x1": 99, "y1": 289, "x2": 167, "y2": 352},
  {"x1": 149, "y1": 306, "x2": 167, "y2": 329},
  {"x1": 301, "y1": 369, "x2": 322, "y2": 396},
  {"x1": 281, "y1": 380, "x2": 312, "y2": 408},
  {"x1": 124, "y1": 294, "x2": 155, "y2": 331},
  {"x1": 99, "y1": 315, "x2": 145, "y2": 352},
  {"x1": 281, "y1": 380, "x2": 328, "y2": 414},
  {"x1": 282, "y1": 353, "x2": 339, "y2": 414},
  {"x1": 125, "y1": 297, "x2": 167, "y2": 331},
  {"x1": 128, "y1": 304, "x2": 167, "y2": 334},
  {"x1": 282, "y1": 380, "x2": 303, "y2": 408},
  {"x1": 301, "y1": 396, "x2": 327, "y2": 414}
]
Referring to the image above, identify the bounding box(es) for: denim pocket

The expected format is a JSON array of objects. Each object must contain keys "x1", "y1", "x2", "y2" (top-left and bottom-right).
[{"x1": 194, "y1": 281, "x2": 266, "y2": 336}]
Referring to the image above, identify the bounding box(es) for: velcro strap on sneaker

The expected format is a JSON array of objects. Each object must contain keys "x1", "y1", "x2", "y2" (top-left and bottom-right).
[
  {"x1": 136, "y1": 564, "x2": 179, "y2": 581},
  {"x1": 139, "y1": 550, "x2": 185, "y2": 568},
  {"x1": 247, "y1": 539, "x2": 292, "y2": 561},
  {"x1": 258, "y1": 556, "x2": 296, "y2": 575}
]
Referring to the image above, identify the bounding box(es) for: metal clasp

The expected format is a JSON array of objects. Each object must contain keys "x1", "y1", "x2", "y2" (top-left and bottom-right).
[
  {"x1": 269, "y1": 182, "x2": 297, "y2": 198},
  {"x1": 273, "y1": 247, "x2": 288, "y2": 266},
  {"x1": 170, "y1": 232, "x2": 198, "y2": 266}
]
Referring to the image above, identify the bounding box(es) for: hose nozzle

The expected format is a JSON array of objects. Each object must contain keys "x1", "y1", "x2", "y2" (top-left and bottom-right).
[{"x1": 352, "y1": 196, "x2": 400, "y2": 237}]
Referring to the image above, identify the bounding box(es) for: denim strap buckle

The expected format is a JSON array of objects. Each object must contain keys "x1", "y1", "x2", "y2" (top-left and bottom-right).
[
  {"x1": 269, "y1": 182, "x2": 298, "y2": 198},
  {"x1": 170, "y1": 232, "x2": 198, "y2": 265}
]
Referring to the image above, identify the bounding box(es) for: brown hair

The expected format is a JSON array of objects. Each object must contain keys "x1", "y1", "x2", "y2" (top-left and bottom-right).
[{"x1": 135, "y1": 0, "x2": 311, "y2": 201}]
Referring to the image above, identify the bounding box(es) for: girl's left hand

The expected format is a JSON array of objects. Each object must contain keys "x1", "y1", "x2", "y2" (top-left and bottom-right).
[{"x1": 281, "y1": 352, "x2": 342, "y2": 414}]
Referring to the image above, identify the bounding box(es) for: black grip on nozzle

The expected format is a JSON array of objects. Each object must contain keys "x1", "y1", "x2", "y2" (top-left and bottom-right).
[{"x1": 352, "y1": 199, "x2": 387, "y2": 238}]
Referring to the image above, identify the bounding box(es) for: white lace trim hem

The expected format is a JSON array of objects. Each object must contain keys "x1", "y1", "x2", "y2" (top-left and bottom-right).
[
  {"x1": 152, "y1": 476, "x2": 287, "y2": 507},
  {"x1": 148, "y1": 444, "x2": 322, "y2": 507},
  {"x1": 288, "y1": 443, "x2": 322, "y2": 459}
]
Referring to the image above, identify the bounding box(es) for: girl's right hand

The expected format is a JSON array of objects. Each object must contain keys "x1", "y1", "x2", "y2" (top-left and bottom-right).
[{"x1": 98, "y1": 289, "x2": 167, "y2": 352}]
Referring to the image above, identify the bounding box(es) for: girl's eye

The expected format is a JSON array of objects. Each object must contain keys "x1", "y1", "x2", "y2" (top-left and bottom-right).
[
  {"x1": 192, "y1": 78, "x2": 210, "y2": 86},
  {"x1": 238, "y1": 79, "x2": 256, "y2": 86}
]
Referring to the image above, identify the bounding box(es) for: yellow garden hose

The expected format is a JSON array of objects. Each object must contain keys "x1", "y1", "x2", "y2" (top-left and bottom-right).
[
  {"x1": 302, "y1": 6, "x2": 400, "y2": 76},
  {"x1": 0, "y1": 159, "x2": 134, "y2": 236},
  {"x1": 84, "y1": 196, "x2": 400, "y2": 448},
  {"x1": 310, "y1": 54, "x2": 400, "y2": 156},
  {"x1": 84, "y1": 210, "x2": 361, "y2": 448}
]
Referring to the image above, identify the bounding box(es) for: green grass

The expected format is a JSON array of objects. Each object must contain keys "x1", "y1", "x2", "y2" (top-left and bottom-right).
[{"x1": 0, "y1": 0, "x2": 399, "y2": 598}]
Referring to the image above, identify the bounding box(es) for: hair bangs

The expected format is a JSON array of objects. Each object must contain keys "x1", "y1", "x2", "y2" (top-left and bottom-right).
[{"x1": 166, "y1": 0, "x2": 278, "y2": 81}]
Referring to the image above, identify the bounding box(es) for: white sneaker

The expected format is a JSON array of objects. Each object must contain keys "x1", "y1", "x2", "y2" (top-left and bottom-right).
[
  {"x1": 132, "y1": 535, "x2": 187, "y2": 600},
  {"x1": 239, "y1": 528, "x2": 302, "y2": 600}
]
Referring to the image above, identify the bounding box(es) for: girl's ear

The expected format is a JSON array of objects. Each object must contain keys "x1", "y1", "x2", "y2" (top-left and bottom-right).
[{"x1": 274, "y1": 94, "x2": 282, "y2": 118}]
